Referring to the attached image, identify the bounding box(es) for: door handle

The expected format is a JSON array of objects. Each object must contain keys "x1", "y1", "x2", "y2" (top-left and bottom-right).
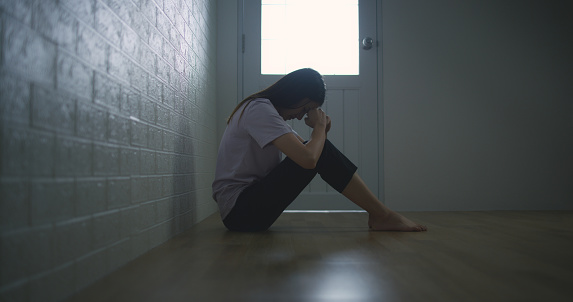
[{"x1": 362, "y1": 37, "x2": 374, "y2": 50}]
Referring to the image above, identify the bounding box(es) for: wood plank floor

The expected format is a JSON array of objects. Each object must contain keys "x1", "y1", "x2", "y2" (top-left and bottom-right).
[{"x1": 66, "y1": 211, "x2": 573, "y2": 302}]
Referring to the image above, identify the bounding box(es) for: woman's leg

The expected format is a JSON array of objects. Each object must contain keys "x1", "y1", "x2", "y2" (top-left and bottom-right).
[
  {"x1": 224, "y1": 140, "x2": 356, "y2": 232},
  {"x1": 341, "y1": 173, "x2": 427, "y2": 231},
  {"x1": 224, "y1": 139, "x2": 426, "y2": 232},
  {"x1": 223, "y1": 156, "x2": 317, "y2": 232}
]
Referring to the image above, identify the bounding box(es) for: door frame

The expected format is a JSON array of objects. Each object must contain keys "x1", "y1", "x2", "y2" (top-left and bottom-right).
[{"x1": 376, "y1": 0, "x2": 384, "y2": 205}]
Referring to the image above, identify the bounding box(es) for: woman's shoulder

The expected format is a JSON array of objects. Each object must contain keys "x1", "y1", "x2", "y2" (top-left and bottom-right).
[
  {"x1": 229, "y1": 98, "x2": 277, "y2": 127},
  {"x1": 249, "y1": 97, "x2": 272, "y2": 106},
  {"x1": 244, "y1": 98, "x2": 275, "y2": 114}
]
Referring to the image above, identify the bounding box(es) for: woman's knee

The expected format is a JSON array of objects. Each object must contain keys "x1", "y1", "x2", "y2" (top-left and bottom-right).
[{"x1": 323, "y1": 138, "x2": 335, "y2": 149}]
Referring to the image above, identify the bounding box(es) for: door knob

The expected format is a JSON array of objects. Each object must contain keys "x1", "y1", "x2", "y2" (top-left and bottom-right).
[{"x1": 362, "y1": 37, "x2": 374, "y2": 50}]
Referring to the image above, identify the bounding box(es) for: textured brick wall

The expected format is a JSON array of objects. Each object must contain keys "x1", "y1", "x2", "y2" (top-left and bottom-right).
[{"x1": 0, "y1": 0, "x2": 218, "y2": 301}]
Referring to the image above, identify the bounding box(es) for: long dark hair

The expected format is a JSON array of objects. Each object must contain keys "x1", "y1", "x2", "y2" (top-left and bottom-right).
[{"x1": 228, "y1": 68, "x2": 326, "y2": 123}]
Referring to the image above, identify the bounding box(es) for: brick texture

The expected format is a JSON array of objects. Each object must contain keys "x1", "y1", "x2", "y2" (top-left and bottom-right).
[{"x1": 0, "y1": 0, "x2": 218, "y2": 301}]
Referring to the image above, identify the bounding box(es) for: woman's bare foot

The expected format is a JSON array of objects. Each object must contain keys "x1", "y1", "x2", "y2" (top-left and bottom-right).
[{"x1": 368, "y1": 211, "x2": 427, "y2": 232}]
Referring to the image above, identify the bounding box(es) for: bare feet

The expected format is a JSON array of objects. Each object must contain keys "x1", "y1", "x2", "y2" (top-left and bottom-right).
[{"x1": 368, "y1": 211, "x2": 427, "y2": 232}]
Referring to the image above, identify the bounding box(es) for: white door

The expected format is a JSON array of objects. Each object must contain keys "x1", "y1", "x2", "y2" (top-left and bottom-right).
[{"x1": 241, "y1": 0, "x2": 379, "y2": 210}]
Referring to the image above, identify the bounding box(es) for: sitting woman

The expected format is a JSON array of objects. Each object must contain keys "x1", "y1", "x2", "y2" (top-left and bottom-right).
[{"x1": 212, "y1": 68, "x2": 427, "y2": 232}]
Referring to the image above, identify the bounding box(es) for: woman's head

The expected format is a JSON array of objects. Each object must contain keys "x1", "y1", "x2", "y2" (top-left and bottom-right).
[
  {"x1": 258, "y1": 68, "x2": 326, "y2": 108},
  {"x1": 228, "y1": 68, "x2": 326, "y2": 123}
]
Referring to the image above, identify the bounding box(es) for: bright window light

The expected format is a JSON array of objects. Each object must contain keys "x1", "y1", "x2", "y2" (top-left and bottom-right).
[{"x1": 261, "y1": 0, "x2": 359, "y2": 75}]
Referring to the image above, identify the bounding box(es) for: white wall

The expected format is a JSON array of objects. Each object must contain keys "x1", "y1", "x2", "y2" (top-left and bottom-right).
[{"x1": 382, "y1": 0, "x2": 573, "y2": 211}]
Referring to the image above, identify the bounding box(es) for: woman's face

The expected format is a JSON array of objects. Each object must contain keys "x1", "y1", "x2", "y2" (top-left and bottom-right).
[{"x1": 277, "y1": 99, "x2": 321, "y2": 121}]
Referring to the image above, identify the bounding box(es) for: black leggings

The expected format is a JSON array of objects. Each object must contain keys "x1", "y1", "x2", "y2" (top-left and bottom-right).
[{"x1": 223, "y1": 139, "x2": 358, "y2": 232}]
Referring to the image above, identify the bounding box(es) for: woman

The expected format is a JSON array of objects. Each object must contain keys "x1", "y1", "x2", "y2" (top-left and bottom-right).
[{"x1": 212, "y1": 68, "x2": 427, "y2": 232}]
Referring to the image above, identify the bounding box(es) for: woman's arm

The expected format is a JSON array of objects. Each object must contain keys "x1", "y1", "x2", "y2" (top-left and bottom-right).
[
  {"x1": 289, "y1": 114, "x2": 330, "y2": 143},
  {"x1": 272, "y1": 109, "x2": 328, "y2": 169}
]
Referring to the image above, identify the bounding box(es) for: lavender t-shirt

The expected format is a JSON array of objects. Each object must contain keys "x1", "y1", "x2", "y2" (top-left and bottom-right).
[{"x1": 212, "y1": 98, "x2": 294, "y2": 219}]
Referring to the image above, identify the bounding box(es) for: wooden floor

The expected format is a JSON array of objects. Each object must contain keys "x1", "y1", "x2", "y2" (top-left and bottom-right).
[{"x1": 67, "y1": 211, "x2": 573, "y2": 302}]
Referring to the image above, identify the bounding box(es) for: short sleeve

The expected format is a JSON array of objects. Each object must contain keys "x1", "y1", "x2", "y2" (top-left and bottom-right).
[{"x1": 242, "y1": 99, "x2": 293, "y2": 148}]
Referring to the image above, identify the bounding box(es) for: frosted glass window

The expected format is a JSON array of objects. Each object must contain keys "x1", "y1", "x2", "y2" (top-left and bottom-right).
[{"x1": 261, "y1": 0, "x2": 359, "y2": 75}]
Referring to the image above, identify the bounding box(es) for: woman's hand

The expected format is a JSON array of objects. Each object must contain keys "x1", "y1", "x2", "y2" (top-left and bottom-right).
[
  {"x1": 274, "y1": 109, "x2": 328, "y2": 169},
  {"x1": 304, "y1": 108, "x2": 328, "y2": 129}
]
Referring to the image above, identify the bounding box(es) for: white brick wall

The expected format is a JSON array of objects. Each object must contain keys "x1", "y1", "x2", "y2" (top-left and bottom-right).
[{"x1": 0, "y1": 0, "x2": 218, "y2": 301}]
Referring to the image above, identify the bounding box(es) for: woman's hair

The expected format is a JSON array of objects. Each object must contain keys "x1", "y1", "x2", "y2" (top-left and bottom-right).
[{"x1": 227, "y1": 68, "x2": 326, "y2": 123}]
